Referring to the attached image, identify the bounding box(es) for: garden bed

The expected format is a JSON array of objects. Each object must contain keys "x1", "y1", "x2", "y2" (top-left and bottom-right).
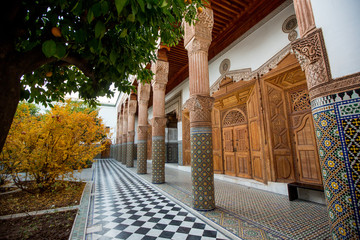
[{"x1": 0, "y1": 181, "x2": 86, "y2": 239}]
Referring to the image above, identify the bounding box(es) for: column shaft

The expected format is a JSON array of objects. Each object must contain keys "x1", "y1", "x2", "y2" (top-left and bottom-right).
[
  {"x1": 122, "y1": 104, "x2": 128, "y2": 165},
  {"x1": 184, "y1": 7, "x2": 215, "y2": 211},
  {"x1": 151, "y1": 55, "x2": 169, "y2": 184},
  {"x1": 127, "y1": 98, "x2": 137, "y2": 168},
  {"x1": 137, "y1": 83, "x2": 151, "y2": 174}
]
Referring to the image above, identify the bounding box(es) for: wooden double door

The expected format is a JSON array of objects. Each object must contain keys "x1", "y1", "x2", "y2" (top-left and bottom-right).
[{"x1": 222, "y1": 125, "x2": 251, "y2": 178}]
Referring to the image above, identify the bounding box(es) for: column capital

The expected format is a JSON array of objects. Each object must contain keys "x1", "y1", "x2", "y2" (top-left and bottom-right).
[
  {"x1": 184, "y1": 7, "x2": 214, "y2": 51},
  {"x1": 137, "y1": 125, "x2": 149, "y2": 140},
  {"x1": 151, "y1": 60, "x2": 169, "y2": 85},
  {"x1": 151, "y1": 117, "x2": 167, "y2": 136},
  {"x1": 184, "y1": 95, "x2": 214, "y2": 127},
  {"x1": 127, "y1": 130, "x2": 135, "y2": 139},
  {"x1": 291, "y1": 29, "x2": 331, "y2": 98},
  {"x1": 138, "y1": 83, "x2": 151, "y2": 102},
  {"x1": 128, "y1": 99, "x2": 137, "y2": 115}
]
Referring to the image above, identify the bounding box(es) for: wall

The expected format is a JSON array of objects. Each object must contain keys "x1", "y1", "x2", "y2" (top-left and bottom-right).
[
  {"x1": 98, "y1": 105, "x2": 117, "y2": 142},
  {"x1": 311, "y1": 0, "x2": 360, "y2": 78},
  {"x1": 208, "y1": 4, "x2": 296, "y2": 86}
]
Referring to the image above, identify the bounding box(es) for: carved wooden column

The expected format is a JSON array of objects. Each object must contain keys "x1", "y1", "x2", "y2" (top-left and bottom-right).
[
  {"x1": 137, "y1": 82, "x2": 151, "y2": 174},
  {"x1": 126, "y1": 94, "x2": 137, "y2": 168},
  {"x1": 184, "y1": 6, "x2": 215, "y2": 211},
  {"x1": 292, "y1": 0, "x2": 360, "y2": 238},
  {"x1": 121, "y1": 102, "x2": 128, "y2": 165},
  {"x1": 151, "y1": 47, "x2": 169, "y2": 184}
]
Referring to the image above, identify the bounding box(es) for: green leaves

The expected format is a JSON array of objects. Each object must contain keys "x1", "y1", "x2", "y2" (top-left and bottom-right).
[
  {"x1": 42, "y1": 40, "x2": 56, "y2": 58},
  {"x1": 115, "y1": 0, "x2": 127, "y2": 15},
  {"x1": 95, "y1": 21, "x2": 106, "y2": 38},
  {"x1": 137, "y1": 0, "x2": 145, "y2": 12},
  {"x1": 42, "y1": 40, "x2": 66, "y2": 58},
  {"x1": 120, "y1": 28, "x2": 128, "y2": 38}
]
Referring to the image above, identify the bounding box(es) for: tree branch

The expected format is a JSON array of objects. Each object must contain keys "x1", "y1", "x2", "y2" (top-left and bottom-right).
[
  {"x1": 61, "y1": 54, "x2": 96, "y2": 80},
  {"x1": 18, "y1": 46, "x2": 56, "y2": 75}
]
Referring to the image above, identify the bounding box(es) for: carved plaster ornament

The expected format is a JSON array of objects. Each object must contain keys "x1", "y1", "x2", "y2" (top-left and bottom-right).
[
  {"x1": 128, "y1": 100, "x2": 137, "y2": 115},
  {"x1": 151, "y1": 60, "x2": 169, "y2": 85},
  {"x1": 282, "y1": 15, "x2": 298, "y2": 42},
  {"x1": 184, "y1": 95, "x2": 214, "y2": 125},
  {"x1": 184, "y1": 7, "x2": 214, "y2": 48},
  {"x1": 151, "y1": 117, "x2": 167, "y2": 136},
  {"x1": 138, "y1": 83, "x2": 151, "y2": 101},
  {"x1": 137, "y1": 125, "x2": 149, "y2": 140},
  {"x1": 292, "y1": 29, "x2": 330, "y2": 93},
  {"x1": 127, "y1": 131, "x2": 135, "y2": 139}
]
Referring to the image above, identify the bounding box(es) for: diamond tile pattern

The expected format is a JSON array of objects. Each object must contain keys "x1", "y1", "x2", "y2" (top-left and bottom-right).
[{"x1": 87, "y1": 159, "x2": 229, "y2": 240}]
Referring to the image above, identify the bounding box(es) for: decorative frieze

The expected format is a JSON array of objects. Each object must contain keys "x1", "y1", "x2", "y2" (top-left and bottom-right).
[{"x1": 137, "y1": 125, "x2": 149, "y2": 141}]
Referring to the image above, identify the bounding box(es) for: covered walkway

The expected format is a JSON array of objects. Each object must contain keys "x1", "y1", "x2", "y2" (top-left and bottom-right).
[{"x1": 86, "y1": 159, "x2": 331, "y2": 239}]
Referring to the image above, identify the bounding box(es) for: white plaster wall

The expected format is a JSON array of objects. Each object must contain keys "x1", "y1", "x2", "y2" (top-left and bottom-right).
[
  {"x1": 98, "y1": 105, "x2": 117, "y2": 143},
  {"x1": 311, "y1": 0, "x2": 360, "y2": 78},
  {"x1": 177, "y1": 122, "x2": 182, "y2": 141},
  {"x1": 209, "y1": 4, "x2": 296, "y2": 86},
  {"x1": 134, "y1": 117, "x2": 138, "y2": 144}
]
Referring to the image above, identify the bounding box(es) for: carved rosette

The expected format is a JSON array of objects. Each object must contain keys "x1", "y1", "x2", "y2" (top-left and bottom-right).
[
  {"x1": 137, "y1": 125, "x2": 149, "y2": 141},
  {"x1": 292, "y1": 29, "x2": 331, "y2": 95},
  {"x1": 151, "y1": 117, "x2": 167, "y2": 137},
  {"x1": 184, "y1": 95, "x2": 214, "y2": 128},
  {"x1": 122, "y1": 133, "x2": 127, "y2": 143},
  {"x1": 151, "y1": 60, "x2": 169, "y2": 85}
]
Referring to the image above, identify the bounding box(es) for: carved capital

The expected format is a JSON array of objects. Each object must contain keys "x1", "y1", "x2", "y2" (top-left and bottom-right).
[
  {"x1": 128, "y1": 99, "x2": 137, "y2": 115},
  {"x1": 184, "y1": 8, "x2": 214, "y2": 48},
  {"x1": 151, "y1": 60, "x2": 169, "y2": 85},
  {"x1": 184, "y1": 95, "x2": 214, "y2": 127},
  {"x1": 292, "y1": 29, "x2": 331, "y2": 93},
  {"x1": 138, "y1": 83, "x2": 151, "y2": 102},
  {"x1": 127, "y1": 130, "x2": 135, "y2": 140},
  {"x1": 151, "y1": 117, "x2": 167, "y2": 136},
  {"x1": 137, "y1": 125, "x2": 149, "y2": 140},
  {"x1": 152, "y1": 82, "x2": 167, "y2": 91}
]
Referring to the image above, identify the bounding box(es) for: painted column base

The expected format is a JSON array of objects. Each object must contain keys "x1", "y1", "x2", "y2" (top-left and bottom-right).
[
  {"x1": 152, "y1": 136, "x2": 165, "y2": 184},
  {"x1": 190, "y1": 127, "x2": 215, "y2": 211},
  {"x1": 312, "y1": 89, "x2": 360, "y2": 238},
  {"x1": 137, "y1": 140, "x2": 147, "y2": 174},
  {"x1": 126, "y1": 142, "x2": 134, "y2": 168}
]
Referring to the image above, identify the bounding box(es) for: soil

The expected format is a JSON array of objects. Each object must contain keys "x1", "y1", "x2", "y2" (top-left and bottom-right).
[
  {"x1": 0, "y1": 181, "x2": 85, "y2": 216},
  {"x1": 0, "y1": 210, "x2": 77, "y2": 240}
]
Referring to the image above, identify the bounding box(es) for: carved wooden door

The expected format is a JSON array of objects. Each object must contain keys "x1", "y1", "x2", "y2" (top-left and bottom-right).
[
  {"x1": 247, "y1": 86, "x2": 265, "y2": 182},
  {"x1": 234, "y1": 125, "x2": 251, "y2": 178},
  {"x1": 212, "y1": 108, "x2": 223, "y2": 173},
  {"x1": 222, "y1": 127, "x2": 236, "y2": 176},
  {"x1": 294, "y1": 114, "x2": 322, "y2": 185}
]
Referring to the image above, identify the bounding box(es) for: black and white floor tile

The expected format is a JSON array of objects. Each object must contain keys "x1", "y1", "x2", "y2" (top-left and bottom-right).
[{"x1": 87, "y1": 159, "x2": 229, "y2": 240}]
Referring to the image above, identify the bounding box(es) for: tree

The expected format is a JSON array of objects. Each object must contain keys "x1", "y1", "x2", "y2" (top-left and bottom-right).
[
  {"x1": 0, "y1": 101, "x2": 107, "y2": 192},
  {"x1": 0, "y1": 0, "x2": 203, "y2": 152}
]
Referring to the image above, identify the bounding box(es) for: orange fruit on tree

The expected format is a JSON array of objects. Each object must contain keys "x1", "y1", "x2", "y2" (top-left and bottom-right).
[
  {"x1": 46, "y1": 72, "x2": 53, "y2": 77},
  {"x1": 51, "y1": 27, "x2": 62, "y2": 37},
  {"x1": 198, "y1": 7, "x2": 203, "y2": 13}
]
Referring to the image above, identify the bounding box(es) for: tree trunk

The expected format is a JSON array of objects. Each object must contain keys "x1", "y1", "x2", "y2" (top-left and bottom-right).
[{"x1": 0, "y1": 64, "x2": 21, "y2": 153}]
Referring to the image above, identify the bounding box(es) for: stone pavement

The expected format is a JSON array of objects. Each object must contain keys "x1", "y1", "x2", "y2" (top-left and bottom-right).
[
  {"x1": 86, "y1": 159, "x2": 331, "y2": 239},
  {"x1": 86, "y1": 159, "x2": 237, "y2": 240}
]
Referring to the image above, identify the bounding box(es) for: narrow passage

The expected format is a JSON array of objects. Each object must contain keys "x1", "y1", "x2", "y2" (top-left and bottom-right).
[{"x1": 87, "y1": 159, "x2": 229, "y2": 240}]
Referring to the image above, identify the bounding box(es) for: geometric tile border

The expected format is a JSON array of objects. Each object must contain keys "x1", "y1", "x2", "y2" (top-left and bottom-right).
[
  {"x1": 312, "y1": 88, "x2": 360, "y2": 238},
  {"x1": 69, "y1": 181, "x2": 93, "y2": 240}
]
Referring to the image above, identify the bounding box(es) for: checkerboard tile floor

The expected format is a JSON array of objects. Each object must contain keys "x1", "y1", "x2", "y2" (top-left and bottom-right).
[{"x1": 87, "y1": 159, "x2": 229, "y2": 240}]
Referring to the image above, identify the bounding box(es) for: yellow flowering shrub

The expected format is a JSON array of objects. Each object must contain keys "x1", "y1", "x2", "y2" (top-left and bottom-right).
[{"x1": 0, "y1": 101, "x2": 106, "y2": 192}]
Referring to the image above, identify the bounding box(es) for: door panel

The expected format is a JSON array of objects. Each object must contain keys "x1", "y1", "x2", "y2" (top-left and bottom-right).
[
  {"x1": 222, "y1": 128, "x2": 236, "y2": 176},
  {"x1": 234, "y1": 125, "x2": 251, "y2": 178},
  {"x1": 294, "y1": 114, "x2": 322, "y2": 184}
]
